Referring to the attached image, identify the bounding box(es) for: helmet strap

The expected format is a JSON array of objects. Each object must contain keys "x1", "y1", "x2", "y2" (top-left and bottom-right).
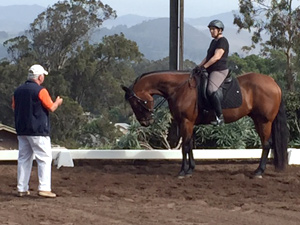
[{"x1": 217, "y1": 29, "x2": 223, "y2": 37}]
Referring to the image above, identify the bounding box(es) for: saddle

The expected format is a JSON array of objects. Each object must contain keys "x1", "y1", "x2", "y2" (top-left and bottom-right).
[{"x1": 194, "y1": 70, "x2": 242, "y2": 110}]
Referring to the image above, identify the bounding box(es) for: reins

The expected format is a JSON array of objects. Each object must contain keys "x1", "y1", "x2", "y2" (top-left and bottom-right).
[
  {"x1": 154, "y1": 73, "x2": 194, "y2": 111},
  {"x1": 127, "y1": 93, "x2": 154, "y2": 113},
  {"x1": 129, "y1": 72, "x2": 194, "y2": 113}
]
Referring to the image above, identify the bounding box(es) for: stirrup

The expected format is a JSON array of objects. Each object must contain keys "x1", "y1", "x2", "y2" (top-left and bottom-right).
[{"x1": 210, "y1": 115, "x2": 224, "y2": 126}]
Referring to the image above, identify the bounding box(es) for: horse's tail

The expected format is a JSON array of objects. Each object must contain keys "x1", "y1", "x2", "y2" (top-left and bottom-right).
[{"x1": 271, "y1": 98, "x2": 289, "y2": 170}]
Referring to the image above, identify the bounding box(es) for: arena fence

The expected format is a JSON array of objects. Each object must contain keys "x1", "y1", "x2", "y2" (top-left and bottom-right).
[{"x1": 0, "y1": 148, "x2": 299, "y2": 169}]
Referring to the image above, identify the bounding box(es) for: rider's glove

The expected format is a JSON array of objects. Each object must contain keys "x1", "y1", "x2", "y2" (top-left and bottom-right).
[{"x1": 192, "y1": 65, "x2": 201, "y2": 74}]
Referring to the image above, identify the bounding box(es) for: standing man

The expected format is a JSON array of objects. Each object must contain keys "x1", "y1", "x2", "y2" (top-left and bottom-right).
[{"x1": 12, "y1": 64, "x2": 63, "y2": 198}]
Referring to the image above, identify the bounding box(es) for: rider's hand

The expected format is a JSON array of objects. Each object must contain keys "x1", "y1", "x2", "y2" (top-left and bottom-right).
[
  {"x1": 192, "y1": 65, "x2": 201, "y2": 74},
  {"x1": 199, "y1": 66, "x2": 208, "y2": 77},
  {"x1": 200, "y1": 65, "x2": 206, "y2": 72}
]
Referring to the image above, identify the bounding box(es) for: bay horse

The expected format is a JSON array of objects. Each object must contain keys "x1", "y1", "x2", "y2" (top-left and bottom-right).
[{"x1": 121, "y1": 71, "x2": 288, "y2": 178}]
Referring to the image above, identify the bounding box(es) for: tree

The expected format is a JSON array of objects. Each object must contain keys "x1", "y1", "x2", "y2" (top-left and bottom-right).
[
  {"x1": 3, "y1": 36, "x2": 34, "y2": 64},
  {"x1": 133, "y1": 57, "x2": 196, "y2": 76},
  {"x1": 1, "y1": 1, "x2": 145, "y2": 147},
  {"x1": 64, "y1": 33, "x2": 143, "y2": 115},
  {"x1": 26, "y1": 0, "x2": 116, "y2": 71},
  {"x1": 234, "y1": 0, "x2": 300, "y2": 91},
  {"x1": 50, "y1": 96, "x2": 87, "y2": 148},
  {"x1": 79, "y1": 112, "x2": 123, "y2": 149}
]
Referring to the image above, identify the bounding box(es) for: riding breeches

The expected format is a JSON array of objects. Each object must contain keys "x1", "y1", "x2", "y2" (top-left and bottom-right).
[{"x1": 207, "y1": 69, "x2": 229, "y2": 95}]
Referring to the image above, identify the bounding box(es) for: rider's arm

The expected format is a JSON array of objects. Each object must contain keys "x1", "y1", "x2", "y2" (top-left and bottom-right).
[
  {"x1": 202, "y1": 48, "x2": 224, "y2": 69},
  {"x1": 198, "y1": 57, "x2": 207, "y2": 67}
]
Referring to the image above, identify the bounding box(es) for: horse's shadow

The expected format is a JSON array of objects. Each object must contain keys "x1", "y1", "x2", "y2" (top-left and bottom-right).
[{"x1": 72, "y1": 159, "x2": 271, "y2": 178}]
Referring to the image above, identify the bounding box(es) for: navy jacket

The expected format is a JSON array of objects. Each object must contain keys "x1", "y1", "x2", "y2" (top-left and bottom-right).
[{"x1": 14, "y1": 80, "x2": 50, "y2": 136}]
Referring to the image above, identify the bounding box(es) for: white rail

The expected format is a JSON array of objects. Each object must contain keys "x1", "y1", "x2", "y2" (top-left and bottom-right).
[{"x1": 0, "y1": 148, "x2": 299, "y2": 169}]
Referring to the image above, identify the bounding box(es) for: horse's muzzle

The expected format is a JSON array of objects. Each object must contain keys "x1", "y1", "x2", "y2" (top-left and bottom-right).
[{"x1": 139, "y1": 118, "x2": 154, "y2": 127}]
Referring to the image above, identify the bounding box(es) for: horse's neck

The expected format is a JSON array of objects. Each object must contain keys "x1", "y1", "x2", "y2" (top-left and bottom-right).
[{"x1": 136, "y1": 72, "x2": 190, "y2": 97}]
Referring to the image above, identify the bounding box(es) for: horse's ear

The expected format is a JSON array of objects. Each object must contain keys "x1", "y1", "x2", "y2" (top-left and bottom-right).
[{"x1": 121, "y1": 85, "x2": 133, "y2": 100}]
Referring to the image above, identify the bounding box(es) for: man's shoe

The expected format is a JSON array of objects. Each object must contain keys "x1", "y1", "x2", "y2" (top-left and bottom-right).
[
  {"x1": 38, "y1": 191, "x2": 56, "y2": 198},
  {"x1": 211, "y1": 114, "x2": 224, "y2": 126},
  {"x1": 17, "y1": 191, "x2": 30, "y2": 197}
]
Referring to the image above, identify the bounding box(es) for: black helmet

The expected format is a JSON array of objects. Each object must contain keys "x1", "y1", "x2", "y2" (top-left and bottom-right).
[{"x1": 208, "y1": 20, "x2": 224, "y2": 31}]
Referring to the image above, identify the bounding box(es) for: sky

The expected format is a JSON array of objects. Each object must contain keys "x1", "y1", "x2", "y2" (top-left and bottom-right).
[{"x1": 0, "y1": 0, "x2": 241, "y2": 18}]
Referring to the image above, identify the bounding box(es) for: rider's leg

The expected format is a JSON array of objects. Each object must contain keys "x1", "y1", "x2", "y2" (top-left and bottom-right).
[
  {"x1": 209, "y1": 91, "x2": 224, "y2": 125},
  {"x1": 207, "y1": 69, "x2": 228, "y2": 126}
]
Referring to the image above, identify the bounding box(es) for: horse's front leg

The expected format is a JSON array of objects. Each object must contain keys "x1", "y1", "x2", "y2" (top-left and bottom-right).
[
  {"x1": 178, "y1": 144, "x2": 188, "y2": 178},
  {"x1": 186, "y1": 138, "x2": 195, "y2": 176},
  {"x1": 178, "y1": 122, "x2": 195, "y2": 178}
]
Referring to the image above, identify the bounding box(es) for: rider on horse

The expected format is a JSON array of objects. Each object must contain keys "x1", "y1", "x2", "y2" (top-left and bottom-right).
[{"x1": 196, "y1": 19, "x2": 229, "y2": 126}]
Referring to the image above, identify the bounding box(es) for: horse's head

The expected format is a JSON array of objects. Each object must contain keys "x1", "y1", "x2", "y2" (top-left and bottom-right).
[{"x1": 121, "y1": 85, "x2": 154, "y2": 127}]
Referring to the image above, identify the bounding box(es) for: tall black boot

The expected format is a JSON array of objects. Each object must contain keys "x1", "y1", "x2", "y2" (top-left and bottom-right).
[{"x1": 209, "y1": 91, "x2": 224, "y2": 126}]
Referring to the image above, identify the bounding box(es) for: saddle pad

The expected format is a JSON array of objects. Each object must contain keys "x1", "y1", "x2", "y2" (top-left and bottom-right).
[{"x1": 221, "y1": 77, "x2": 242, "y2": 109}]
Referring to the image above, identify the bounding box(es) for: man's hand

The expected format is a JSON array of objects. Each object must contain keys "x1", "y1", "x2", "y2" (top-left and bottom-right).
[
  {"x1": 49, "y1": 96, "x2": 63, "y2": 112},
  {"x1": 55, "y1": 96, "x2": 63, "y2": 106}
]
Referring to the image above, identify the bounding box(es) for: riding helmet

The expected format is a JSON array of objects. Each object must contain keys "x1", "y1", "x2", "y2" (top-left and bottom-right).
[{"x1": 208, "y1": 20, "x2": 224, "y2": 31}]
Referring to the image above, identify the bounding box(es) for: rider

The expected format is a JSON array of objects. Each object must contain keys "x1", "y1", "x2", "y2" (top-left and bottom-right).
[{"x1": 196, "y1": 19, "x2": 229, "y2": 126}]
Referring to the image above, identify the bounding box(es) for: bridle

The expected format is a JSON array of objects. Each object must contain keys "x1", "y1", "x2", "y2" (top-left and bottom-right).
[
  {"x1": 127, "y1": 73, "x2": 193, "y2": 117},
  {"x1": 127, "y1": 92, "x2": 154, "y2": 114}
]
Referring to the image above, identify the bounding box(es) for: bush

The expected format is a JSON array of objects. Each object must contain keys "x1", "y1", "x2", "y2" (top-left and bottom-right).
[
  {"x1": 115, "y1": 107, "x2": 172, "y2": 149},
  {"x1": 194, "y1": 117, "x2": 260, "y2": 149}
]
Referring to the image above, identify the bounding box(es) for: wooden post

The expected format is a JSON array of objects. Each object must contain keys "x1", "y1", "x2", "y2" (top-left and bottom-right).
[
  {"x1": 179, "y1": 0, "x2": 184, "y2": 70},
  {"x1": 169, "y1": 0, "x2": 178, "y2": 70}
]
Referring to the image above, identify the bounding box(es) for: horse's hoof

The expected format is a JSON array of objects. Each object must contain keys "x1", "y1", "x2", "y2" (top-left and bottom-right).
[
  {"x1": 185, "y1": 173, "x2": 192, "y2": 178},
  {"x1": 254, "y1": 174, "x2": 263, "y2": 179},
  {"x1": 177, "y1": 171, "x2": 186, "y2": 179},
  {"x1": 185, "y1": 169, "x2": 193, "y2": 178},
  {"x1": 253, "y1": 168, "x2": 264, "y2": 179}
]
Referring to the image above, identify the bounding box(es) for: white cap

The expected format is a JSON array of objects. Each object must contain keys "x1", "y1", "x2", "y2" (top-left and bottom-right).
[{"x1": 29, "y1": 64, "x2": 48, "y2": 75}]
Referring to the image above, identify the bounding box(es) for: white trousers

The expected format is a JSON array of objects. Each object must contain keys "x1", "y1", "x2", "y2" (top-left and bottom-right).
[{"x1": 17, "y1": 136, "x2": 52, "y2": 192}]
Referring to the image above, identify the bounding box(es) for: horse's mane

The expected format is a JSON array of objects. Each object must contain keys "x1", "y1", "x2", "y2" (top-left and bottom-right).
[{"x1": 130, "y1": 70, "x2": 190, "y2": 88}]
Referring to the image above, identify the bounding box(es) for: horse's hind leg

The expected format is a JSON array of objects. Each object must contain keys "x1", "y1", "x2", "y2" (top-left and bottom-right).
[
  {"x1": 254, "y1": 142, "x2": 271, "y2": 178},
  {"x1": 253, "y1": 120, "x2": 272, "y2": 177}
]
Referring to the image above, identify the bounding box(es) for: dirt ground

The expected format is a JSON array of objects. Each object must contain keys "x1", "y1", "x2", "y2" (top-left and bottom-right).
[{"x1": 1, "y1": 159, "x2": 300, "y2": 225}]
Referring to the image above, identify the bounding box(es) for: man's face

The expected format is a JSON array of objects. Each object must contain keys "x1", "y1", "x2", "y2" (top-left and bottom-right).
[{"x1": 38, "y1": 74, "x2": 45, "y2": 84}]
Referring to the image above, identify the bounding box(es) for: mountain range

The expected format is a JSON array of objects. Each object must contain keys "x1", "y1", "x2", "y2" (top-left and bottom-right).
[{"x1": 0, "y1": 5, "x2": 259, "y2": 62}]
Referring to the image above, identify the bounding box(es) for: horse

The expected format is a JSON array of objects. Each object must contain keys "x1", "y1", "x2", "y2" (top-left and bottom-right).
[{"x1": 121, "y1": 70, "x2": 288, "y2": 178}]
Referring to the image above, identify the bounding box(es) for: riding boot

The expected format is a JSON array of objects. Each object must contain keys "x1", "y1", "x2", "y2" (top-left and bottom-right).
[{"x1": 209, "y1": 91, "x2": 224, "y2": 126}]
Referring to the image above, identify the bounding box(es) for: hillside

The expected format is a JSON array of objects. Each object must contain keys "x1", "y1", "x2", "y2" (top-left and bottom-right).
[
  {"x1": 0, "y1": 5, "x2": 45, "y2": 33},
  {"x1": 93, "y1": 18, "x2": 211, "y2": 62},
  {"x1": 0, "y1": 5, "x2": 258, "y2": 62},
  {"x1": 95, "y1": 14, "x2": 258, "y2": 61}
]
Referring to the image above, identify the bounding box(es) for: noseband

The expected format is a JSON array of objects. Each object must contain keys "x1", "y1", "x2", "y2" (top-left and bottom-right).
[{"x1": 127, "y1": 92, "x2": 154, "y2": 114}]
